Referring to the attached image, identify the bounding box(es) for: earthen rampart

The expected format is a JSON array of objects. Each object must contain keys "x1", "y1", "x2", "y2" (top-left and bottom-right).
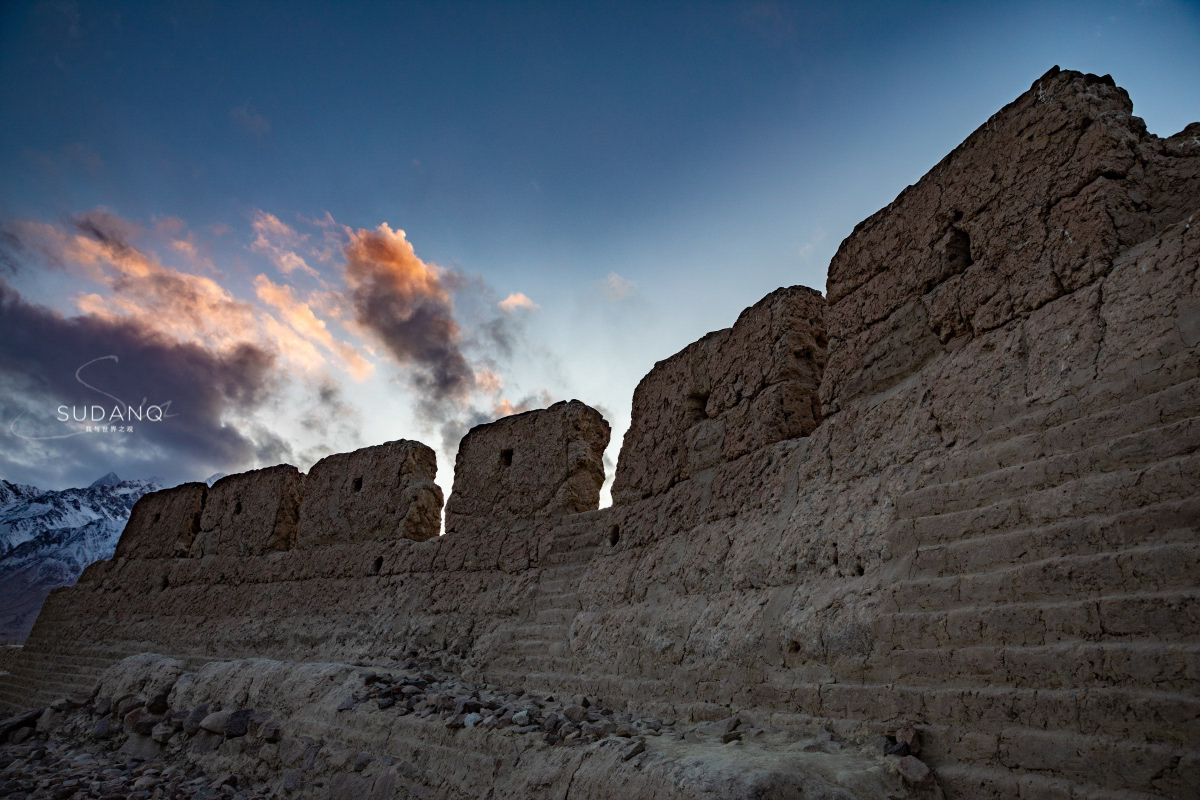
[{"x1": 2, "y1": 68, "x2": 1197, "y2": 799}]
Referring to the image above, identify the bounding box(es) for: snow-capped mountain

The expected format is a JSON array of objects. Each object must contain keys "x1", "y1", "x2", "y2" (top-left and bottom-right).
[
  {"x1": 0, "y1": 473, "x2": 162, "y2": 642},
  {"x1": 0, "y1": 480, "x2": 41, "y2": 511},
  {"x1": 0, "y1": 475, "x2": 160, "y2": 556}
]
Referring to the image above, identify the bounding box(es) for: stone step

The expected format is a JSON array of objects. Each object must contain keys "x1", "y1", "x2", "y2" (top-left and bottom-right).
[
  {"x1": 490, "y1": 622, "x2": 569, "y2": 644},
  {"x1": 897, "y1": 415, "x2": 1200, "y2": 519},
  {"x1": 933, "y1": 376, "x2": 1199, "y2": 484},
  {"x1": 878, "y1": 641, "x2": 1200, "y2": 693},
  {"x1": 537, "y1": 561, "x2": 592, "y2": 581},
  {"x1": 537, "y1": 573, "x2": 587, "y2": 594},
  {"x1": 908, "y1": 497, "x2": 1198, "y2": 579},
  {"x1": 546, "y1": 526, "x2": 606, "y2": 556},
  {"x1": 533, "y1": 607, "x2": 579, "y2": 625},
  {"x1": 542, "y1": 545, "x2": 607, "y2": 566},
  {"x1": 897, "y1": 450, "x2": 1200, "y2": 544},
  {"x1": 932, "y1": 756, "x2": 1163, "y2": 800},
  {"x1": 483, "y1": 656, "x2": 579, "y2": 681},
  {"x1": 489, "y1": 636, "x2": 571, "y2": 659},
  {"x1": 808, "y1": 682, "x2": 1197, "y2": 751},
  {"x1": 882, "y1": 588, "x2": 1200, "y2": 650},
  {"x1": 890, "y1": 541, "x2": 1200, "y2": 612}
]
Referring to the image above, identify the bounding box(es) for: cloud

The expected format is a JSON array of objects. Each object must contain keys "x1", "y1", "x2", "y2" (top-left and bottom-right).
[
  {"x1": 254, "y1": 275, "x2": 373, "y2": 380},
  {"x1": 599, "y1": 271, "x2": 635, "y2": 300},
  {"x1": 251, "y1": 211, "x2": 318, "y2": 277},
  {"x1": 230, "y1": 105, "x2": 271, "y2": 137},
  {"x1": 2, "y1": 209, "x2": 360, "y2": 381},
  {"x1": 498, "y1": 292, "x2": 539, "y2": 312},
  {"x1": 2, "y1": 206, "x2": 567, "y2": 489},
  {"x1": 62, "y1": 210, "x2": 260, "y2": 350},
  {"x1": 0, "y1": 277, "x2": 281, "y2": 488},
  {"x1": 342, "y1": 223, "x2": 474, "y2": 409},
  {"x1": 492, "y1": 390, "x2": 553, "y2": 418}
]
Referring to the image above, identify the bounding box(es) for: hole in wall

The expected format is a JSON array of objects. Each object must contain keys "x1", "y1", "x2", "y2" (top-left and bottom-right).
[
  {"x1": 500, "y1": 448, "x2": 514, "y2": 467},
  {"x1": 352, "y1": 476, "x2": 363, "y2": 492},
  {"x1": 608, "y1": 525, "x2": 620, "y2": 547},
  {"x1": 685, "y1": 392, "x2": 710, "y2": 423},
  {"x1": 943, "y1": 227, "x2": 974, "y2": 274},
  {"x1": 160, "y1": 574, "x2": 169, "y2": 591},
  {"x1": 786, "y1": 640, "x2": 801, "y2": 654},
  {"x1": 234, "y1": 499, "x2": 243, "y2": 516},
  {"x1": 372, "y1": 556, "x2": 383, "y2": 575},
  {"x1": 854, "y1": 563, "x2": 864, "y2": 577}
]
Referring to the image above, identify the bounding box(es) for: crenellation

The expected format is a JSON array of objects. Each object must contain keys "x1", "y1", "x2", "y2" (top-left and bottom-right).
[
  {"x1": 191, "y1": 465, "x2": 304, "y2": 557},
  {"x1": 112, "y1": 481, "x2": 208, "y2": 560},
  {"x1": 444, "y1": 399, "x2": 610, "y2": 536},
  {"x1": 611, "y1": 285, "x2": 826, "y2": 505},
  {"x1": 295, "y1": 439, "x2": 443, "y2": 547}
]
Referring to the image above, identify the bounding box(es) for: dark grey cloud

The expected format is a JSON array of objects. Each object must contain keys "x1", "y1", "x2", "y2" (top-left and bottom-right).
[
  {"x1": 0, "y1": 278, "x2": 281, "y2": 489},
  {"x1": 342, "y1": 223, "x2": 476, "y2": 420}
]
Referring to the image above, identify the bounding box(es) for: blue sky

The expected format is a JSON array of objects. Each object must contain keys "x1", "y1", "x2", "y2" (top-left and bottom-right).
[{"x1": 1, "y1": 0, "x2": 1197, "y2": 497}]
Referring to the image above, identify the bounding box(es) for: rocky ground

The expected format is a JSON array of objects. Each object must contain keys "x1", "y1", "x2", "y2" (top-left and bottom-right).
[
  {"x1": 0, "y1": 734, "x2": 270, "y2": 799},
  {"x1": 0, "y1": 656, "x2": 934, "y2": 799}
]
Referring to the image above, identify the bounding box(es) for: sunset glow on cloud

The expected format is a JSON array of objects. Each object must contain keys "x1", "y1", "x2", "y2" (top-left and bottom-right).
[
  {"x1": 0, "y1": 204, "x2": 552, "y2": 487},
  {"x1": 342, "y1": 223, "x2": 473, "y2": 403},
  {"x1": 253, "y1": 275, "x2": 374, "y2": 380},
  {"x1": 251, "y1": 211, "x2": 319, "y2": 278},
  {"x1": 498, "y1": 292, "x2": 538, "y2": 312}
]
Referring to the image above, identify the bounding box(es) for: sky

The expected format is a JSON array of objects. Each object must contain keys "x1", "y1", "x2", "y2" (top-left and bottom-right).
[{"x1": 1, "y1": 0, "x2": 1197, "y2": 500}]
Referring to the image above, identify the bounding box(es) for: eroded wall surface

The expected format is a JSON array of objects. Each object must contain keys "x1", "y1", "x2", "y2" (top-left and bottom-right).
[{"x1": 3, "y1": 68, "x2": 1197, "y2": 799}]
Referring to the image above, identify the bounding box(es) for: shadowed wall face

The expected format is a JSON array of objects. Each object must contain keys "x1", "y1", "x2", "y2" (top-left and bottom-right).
[
  {"x1": 612, "y1": 285, "x2": 827, "y2": 505},
  {"x1": 444, "y1": 400, "x2": 610, "y2": 537},
  {"x1": 295, "y1": 440, "x2": 443, "y2": 547},
  {"x1": 190, "y1": 465, "x2": 304, "y2": 557},
  {"x1": 112, "y1": 482, "x2": 208, "y2": 560}
]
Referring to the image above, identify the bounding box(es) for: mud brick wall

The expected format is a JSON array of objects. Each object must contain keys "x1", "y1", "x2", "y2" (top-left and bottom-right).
[
  {"x1": 611, "y1": 285, "x2": 826, "y2": 504},
  {"x1": 3, "y1": 68, "x2": 1197, "y2": 799},
  {"x1": 445, "y1": 400, "x2": 610, "y2": 536}
]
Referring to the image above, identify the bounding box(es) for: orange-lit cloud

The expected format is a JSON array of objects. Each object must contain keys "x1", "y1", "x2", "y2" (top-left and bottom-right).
[
  {"x1": 498, "y1": 291, "x2": 538, "y2": 312},
  {"x1": 6, "y1": 210, "x2": 361, "y2": 382},
  {"x1": 254, "y1": 275, "x2": 373, "y2": 380},
  {"x1": 251, "y1": 211, "x2": 318, "y2": 277},
  {"x1": 0, "y1": 276, "x2": 284, "y2": 487},
  {"x1": 41, "y1": 211, "x2": 260, "y2": 350},
  {"x1": 343, "y1": 222, "x2": 473, "y2": 403}
]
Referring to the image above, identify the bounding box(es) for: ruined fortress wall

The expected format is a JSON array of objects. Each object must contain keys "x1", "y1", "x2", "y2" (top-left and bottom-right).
[
  {"x1": 445, "y1": 400, "x2": 610, "y2": 536},
  {"x1": 191, "y1": 466, "x2": 303, "y2": 558},
  {"x1": 2, "y1": 69, "x2": 1197, "y2": 799},
  {"x1": 611, "y1": 285, "x2": 827, "y2": 504},
  {"x1": 296, "y1": 439, "x2": 443, "y2": 547}
]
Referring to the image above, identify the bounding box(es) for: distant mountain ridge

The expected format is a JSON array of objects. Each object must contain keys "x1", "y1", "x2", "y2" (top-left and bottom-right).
[{"x1": 0, "y1": 473, "x2": 162, "y2": 642}]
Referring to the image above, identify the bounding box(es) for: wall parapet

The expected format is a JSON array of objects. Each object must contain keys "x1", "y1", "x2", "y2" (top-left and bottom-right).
[
  {"x1": 445, "y1": 399, "x2": 610, "y2": 537},
  {"x1": 611, "y1": 285, "x2": 826, "y2": 505}
]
